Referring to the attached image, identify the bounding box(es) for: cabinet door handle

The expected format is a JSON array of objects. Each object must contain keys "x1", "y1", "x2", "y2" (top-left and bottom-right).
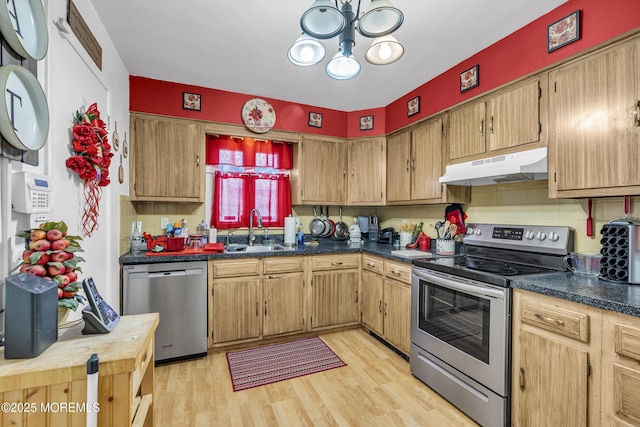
[
  {"x1": 351, "y1": 168, "x2": 355, "y2": 177},
  {"x1": 196, "y1": 155, "x2": 200, "y2": 167},
  {"x1": 635, "y1": 100, "x2": 640, "y2": 127},
  {"x1": 384, "y1": 302, "x2": 387, "y2": 316},
  {"x1": 534, "y1": 312, "x2": 565, "y2": 326},
  {"x1": 379, "y1": 300, "x2": 382, "y2": 313},
  {"x1": 256, "y1": 302, "x2": 259, "y2": 317},
  {"x1": 355, "y1": 290, "x2": 358, "y2": 303},
  {"x1": 519, "y1": 368, "x2": 525, "y2": 390},
  {"x1": 406, "y1": 159, "x2": 410, "y2": 172},
  {"x1": 490, "y1": 116, "x2": 494, "y2": 134},
  {"x1": 411, "y1": 159, "x2": 415, "y2": 172},
  {"x1": 480, "y1": 119, "x2": 484, "y2": 137},
  {"x1": 264, "y1": 301, "x2": 267, "y2": 316}
]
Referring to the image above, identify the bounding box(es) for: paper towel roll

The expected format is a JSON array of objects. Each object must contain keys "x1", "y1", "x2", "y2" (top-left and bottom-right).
[{"x1": 284, "y1": 216, "x2": 297, "y2": 245}]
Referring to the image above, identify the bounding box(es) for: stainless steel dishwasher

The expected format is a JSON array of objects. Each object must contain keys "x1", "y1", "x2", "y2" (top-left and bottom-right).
[{"x1": 123, "y1": 261, "x2": 208, "y2": 363}]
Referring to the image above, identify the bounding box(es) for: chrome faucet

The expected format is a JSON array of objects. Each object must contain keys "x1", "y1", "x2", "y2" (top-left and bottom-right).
[{"x1": 248, "y1": 208, "x2": 263, "y2": 246}]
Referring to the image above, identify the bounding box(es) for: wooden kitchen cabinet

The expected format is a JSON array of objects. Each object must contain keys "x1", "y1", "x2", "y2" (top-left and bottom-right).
[
  {"x1": 130, "y1": 114, "x2": 205, "y2": 202},
  {"x1": 209, "y1": 257, "x2": 307, "y2": 347},
  {"x1": 347, "y1": 137, "x2": 386, "y2": 205},
  {"x1": 0, "y1": 314, "x2": 158, "y2": 427},
  {"x1": 601, "y1": 310, "x2": 640, "y2": 426},
  {"x1": 361, "y1": 254, "x2": 411, "y2": 355},
  {"x1": 448, "y1": 77, "x2": 545, "y2": 163},
  {"x1": 386, "y1": 116, "x2": 469, "y2": 205},
  {"x1": 548, "y1": 36, "x2": 640, "y2": 198},
  {"x1": 295, "y1": 137, "x2": 347, "y2": 205},
  {"x1": 512, "y1": 289, "x2": 602, "y2": 427},
  {"x1": 209, "y1": 259, "x2": 262, "y2": 345},
  {"x1": 310, "y1": 254, "x2": 360, "y2": 330},
  {"x1": 262, "y1": 257, "x2": 306, "y2": 337}
]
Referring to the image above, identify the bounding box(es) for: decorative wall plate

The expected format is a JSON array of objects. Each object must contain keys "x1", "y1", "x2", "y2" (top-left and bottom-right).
[
  {"x1": 0, "y1": 0, "x2": 48, "y2": 60},
  {"x1": 0, "y1": 65, "x2": 49, "y2": 151},
  {"x1": 241, "y1": 98, "x2": 276, "y2": 133},
  {"x1": 112, "y1": 121, "x2": 120, "y2": 151}
]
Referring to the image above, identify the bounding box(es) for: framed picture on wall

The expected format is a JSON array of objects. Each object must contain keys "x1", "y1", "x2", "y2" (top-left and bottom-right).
[
  {"x1": 183, "y1": 92, "x2": 201, "y2": 111},
  {"x1": 360, "y1": 115, "x2": 373, "y2": 130},
  {"x1": 547, "y1": 10, "x2": 581, "y2": 52},
  {"x1": 460, "y1": 65, "x2": 479, "y2": 93},
  {"x1": 407, "y1": 96, "x2": 420, "y2": 116},
  {"x1": 309, "y1": 112, "x2": 322, "y2": 128}
]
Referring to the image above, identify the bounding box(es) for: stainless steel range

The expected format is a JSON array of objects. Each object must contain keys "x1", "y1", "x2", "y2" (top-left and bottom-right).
[{"x1": 410, "y1": 223, "x2": 574, "y2": 427}]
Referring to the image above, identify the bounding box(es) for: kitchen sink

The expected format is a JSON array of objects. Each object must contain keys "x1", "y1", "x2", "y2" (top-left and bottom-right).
[{"x1": 225, "y1": 244, "x2": 295, "y2": 253}]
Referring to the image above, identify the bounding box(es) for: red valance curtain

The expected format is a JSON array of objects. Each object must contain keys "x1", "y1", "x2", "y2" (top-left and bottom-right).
[{"x1": 206, "y1": 135, "x2": 293, "y2": 169}]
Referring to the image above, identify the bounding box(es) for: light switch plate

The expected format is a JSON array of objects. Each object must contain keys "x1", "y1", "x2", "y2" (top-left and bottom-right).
[{"x1": 160, "y1": 217, "x2": 169, "y2": 230}]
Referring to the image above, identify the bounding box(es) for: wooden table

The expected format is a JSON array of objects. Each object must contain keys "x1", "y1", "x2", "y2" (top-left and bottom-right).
[{"x1": 0, "y1": 313, "x2": 159, "y2": 427}]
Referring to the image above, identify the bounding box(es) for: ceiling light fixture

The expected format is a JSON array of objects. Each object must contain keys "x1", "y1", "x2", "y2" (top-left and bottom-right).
[{"x1": 288, "y1": 0, "x2": 404, "y2": 80}]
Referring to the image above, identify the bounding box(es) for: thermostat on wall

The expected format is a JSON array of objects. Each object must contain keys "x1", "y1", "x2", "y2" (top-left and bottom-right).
[{"x1": 12, "y1": 171, "x2": 53, "y2": 214}]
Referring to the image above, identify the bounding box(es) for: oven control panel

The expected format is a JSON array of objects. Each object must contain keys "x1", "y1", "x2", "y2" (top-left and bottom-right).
[{"x1": 464, "y1": 223, "x2": 574, "y2": 254}]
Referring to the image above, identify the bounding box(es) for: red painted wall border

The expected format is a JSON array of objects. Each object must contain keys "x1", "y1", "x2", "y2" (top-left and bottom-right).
[{"x1": 130, "y1": 0, "x2": 640, "y2": 139}]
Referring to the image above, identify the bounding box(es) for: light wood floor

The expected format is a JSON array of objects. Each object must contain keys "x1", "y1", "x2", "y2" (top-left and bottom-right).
[{"x1": 154, "y1": 328, "x2": 479, "y2": 426}]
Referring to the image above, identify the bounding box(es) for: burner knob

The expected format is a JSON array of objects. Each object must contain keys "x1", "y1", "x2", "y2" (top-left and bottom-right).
[
  {"x1": 474, "y1": 228, "x2": 483, "y2": 236},
  {"x1": 466, "y1": 227, "x2": 474, "y2": 235},
  {"x1": 536, "y1": 231, "x2": 547, "y2": 241},
  {"x1": 549, "y1": 232, "x2": 560, "y2": 242},
  {"x1": 524, "y1": 231, "x2": 535, "y2": 240}
]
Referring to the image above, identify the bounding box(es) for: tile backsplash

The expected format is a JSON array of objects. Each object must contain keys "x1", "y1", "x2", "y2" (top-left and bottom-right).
[{"x1": 120, "y1": 180, "x2": 638, "y2": 254}]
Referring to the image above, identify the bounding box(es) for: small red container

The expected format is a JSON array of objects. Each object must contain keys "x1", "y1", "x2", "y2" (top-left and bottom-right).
[{"x1": 165, "y1": 237, "x2": 186, "y2": 251}]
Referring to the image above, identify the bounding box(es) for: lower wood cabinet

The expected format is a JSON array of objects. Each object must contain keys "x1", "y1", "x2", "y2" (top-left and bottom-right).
[
  {"x1": 512, "y1": 289, "x2": 602, "y2": 427},
  {"x1": 310, "y1": 254, "x2": 360, "y2": 330},
  {"x1": 208, "y1": 257, "x2": 305, "y2": 347},
  {"x1": 263, "y1": 258, "x2": 305, "y2": 337},
  {"x1": 601, "y1": 310, "x2": 640, "y2": 426},
  {"x1": 361, "y1": 255, "x2": 411, "y2": 355}
]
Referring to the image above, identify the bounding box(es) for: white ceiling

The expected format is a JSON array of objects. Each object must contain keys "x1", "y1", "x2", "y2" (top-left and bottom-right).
[{"x1": 90, "y1": 0, "x2": 567, "y2": 112}]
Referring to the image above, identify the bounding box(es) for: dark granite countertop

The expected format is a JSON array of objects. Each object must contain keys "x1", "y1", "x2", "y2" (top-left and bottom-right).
[
  {"x1": 512, "y1": 272, "x2": 640, "y2": 317},
  {"x1": 119, "y1": 240, "x2": 433, "y2": 265}
]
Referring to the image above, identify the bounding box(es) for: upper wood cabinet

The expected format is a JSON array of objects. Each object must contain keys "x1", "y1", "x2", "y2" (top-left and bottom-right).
[
  {"x1": 294, "y1": 137, "x2": 347, "y2": 205},
  {"x1": 130, "y1": 114, "x2": 205, "y2": 202},
  {"x1": 548, "y1": 36, "x2": 640, "y2": 198},
  {"x1": 347, "y1": 137, "x2": 386, "y2": 205},
  {"x1": 448, "y1": 77, "x2": 546, "y2": 163},
  {"x1": 387, "y1": 116, "x2": 469, "y2": 205}
]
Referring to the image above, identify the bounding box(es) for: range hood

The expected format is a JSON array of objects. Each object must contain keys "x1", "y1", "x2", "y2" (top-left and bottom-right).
[{"x1": 439, "y1": 147, "x2": 548, "y2": 186}]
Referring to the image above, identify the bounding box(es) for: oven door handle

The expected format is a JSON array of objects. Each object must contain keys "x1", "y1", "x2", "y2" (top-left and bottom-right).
[{"x1": 412, "y1": 269, "x2": 505, "y2": 300}]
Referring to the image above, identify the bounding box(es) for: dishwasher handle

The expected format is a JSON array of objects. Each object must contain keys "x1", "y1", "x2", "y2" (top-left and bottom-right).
[{"x1": 147, "y1": 268, "x2": 203, "y2": 279}]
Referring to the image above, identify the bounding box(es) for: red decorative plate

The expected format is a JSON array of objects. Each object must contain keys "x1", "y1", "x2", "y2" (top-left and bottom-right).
[{"x1": 241, "y1": 98, "x2": 276, "y2": 133}]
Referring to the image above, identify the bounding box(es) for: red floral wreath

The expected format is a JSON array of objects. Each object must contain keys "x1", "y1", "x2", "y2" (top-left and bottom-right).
[{"x1": 65, "y1": 103, "x2": 113, "y2": 237}]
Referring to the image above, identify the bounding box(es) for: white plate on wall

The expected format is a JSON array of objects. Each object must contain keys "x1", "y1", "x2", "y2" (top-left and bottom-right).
[
  {"x1": 0, "y1": 65, "x2": 49, "y2": 151},
  {"x1": 0, "y1": 0, "x2": 48, "y2": 60}
]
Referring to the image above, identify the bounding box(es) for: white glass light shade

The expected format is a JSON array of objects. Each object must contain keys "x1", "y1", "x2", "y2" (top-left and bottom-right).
[
  {"x1": 365, "y1": 35, "x2": 404, "y2": 65},
  {"x1": 358, "y1": 0, "x2": 404, "y2": 37},
  {"x1": 300, "y1": 0, "x2": 346, "y2": 39},
  {"x1": 326, "y1": 50, "x2": 361, "y2": 80},
  {"x1": 288, "y1": 34, "x2": 326, "y2": 66}
]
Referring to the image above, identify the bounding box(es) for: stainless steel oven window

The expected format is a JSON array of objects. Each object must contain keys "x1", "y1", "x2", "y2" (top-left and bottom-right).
[{"x1": 418, "y1": 279, "x2": 491, "y2": 363}]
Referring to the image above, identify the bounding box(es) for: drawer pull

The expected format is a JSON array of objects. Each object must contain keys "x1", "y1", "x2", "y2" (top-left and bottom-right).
[
  {"x1": 635, "y1": 100, "x2": 640, "y2": 126},
  {"x1": 534, "y1": 313, "x2": 565, "y2": 326},
  {"x1": 519, "y1": 368, "x2": 525, "y2": 390},
  {"x1": 367, "y1": 262, "x2": 375, "y2": 267},
  {"x1": 391, "y1": 270, "x2": 401, "y2": 276},
  {"x1": 331, "y1": 262, "x2": 343, "y2": 266}
]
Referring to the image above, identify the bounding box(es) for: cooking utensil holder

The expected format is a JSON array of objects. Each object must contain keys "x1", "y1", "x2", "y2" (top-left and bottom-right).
[
  {"x1": 599, "y1": 218, "x2": 640, "y2": 284},
  {"x1": 436, "y1": 239, "x2": 455, "y2": 255}
]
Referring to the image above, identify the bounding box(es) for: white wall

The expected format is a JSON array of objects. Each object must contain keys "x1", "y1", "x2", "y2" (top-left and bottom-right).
[{"x1": 0, "y1": 0, "x2": 130, "y2": 323}]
